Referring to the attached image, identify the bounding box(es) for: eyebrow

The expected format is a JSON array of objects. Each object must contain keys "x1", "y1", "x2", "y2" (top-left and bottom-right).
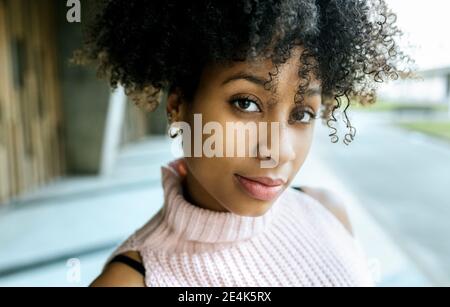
[
  {"x1": 222, "y1": 72, "x2": 322, "y2": 97},
  {"x1": 304, "y1": 87, "x2": 322, "y2": 97},
  {"x1": 221, "y1": 72, "x2": 270, "y2": 88}
]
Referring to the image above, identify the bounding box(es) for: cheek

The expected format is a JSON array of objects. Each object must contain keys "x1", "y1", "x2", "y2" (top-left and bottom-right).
[
  {"x1": 186, "y1": 157, "x2": 240, "y2": 207},
  {"x1": 291, "y1": 128, "x2": 315, "y2": 171},
  {"x1": 186, "y1": 96, "x2": 249, "y2": 157}
]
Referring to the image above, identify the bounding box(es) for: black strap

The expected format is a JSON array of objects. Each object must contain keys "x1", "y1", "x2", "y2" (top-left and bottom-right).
[
  {"x1": 292, "y1": 186, "x2": 305, "y2": 193},
  {"x1": 109, "y1": 255, "x2": 146, "y2": 277}
]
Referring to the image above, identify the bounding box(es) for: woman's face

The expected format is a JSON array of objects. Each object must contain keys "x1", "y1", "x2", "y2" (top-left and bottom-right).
[{"x1": 170, "y1": 47, "x2": 322, "y2": 217}]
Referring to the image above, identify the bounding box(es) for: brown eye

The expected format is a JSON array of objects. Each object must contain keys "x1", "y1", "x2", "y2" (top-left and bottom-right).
[
  {"x1": 229, "y1": 96, "x2": 262, "y2": 113},
  {"x1": 290, "y1": 108, "x2": 317, "y2": 125}
]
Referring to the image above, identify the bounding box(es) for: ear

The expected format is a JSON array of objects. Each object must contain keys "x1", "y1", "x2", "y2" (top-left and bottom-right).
[{"x1": 166, "y1": 88, "x2": 188, "y2": 123}]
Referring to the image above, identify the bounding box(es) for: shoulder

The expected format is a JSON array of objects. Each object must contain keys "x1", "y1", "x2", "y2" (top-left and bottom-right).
[
  {"x1": 293, "y1": 186, "x2": 354, "y2": 236},
  {"x1": 90, "y1": 251, "x2": 146, "y2": 287}
]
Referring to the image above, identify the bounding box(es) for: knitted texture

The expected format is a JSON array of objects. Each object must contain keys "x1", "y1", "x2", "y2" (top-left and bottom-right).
[{"x1": 106, "y1": 158, "x2": 374, "y2": 287}]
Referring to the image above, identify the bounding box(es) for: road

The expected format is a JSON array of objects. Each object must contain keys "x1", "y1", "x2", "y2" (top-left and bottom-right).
[{"x1": 313, "y1": 111, "x2": 450, "y2": 286}]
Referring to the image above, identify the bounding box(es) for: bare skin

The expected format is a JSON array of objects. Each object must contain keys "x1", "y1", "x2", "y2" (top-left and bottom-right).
[
  {"x1": 90, "y1": 251, "x2": 145, "y2": 287},
  {"x1": 91, "y1": 47, "x2": 354, "y2": 287}
]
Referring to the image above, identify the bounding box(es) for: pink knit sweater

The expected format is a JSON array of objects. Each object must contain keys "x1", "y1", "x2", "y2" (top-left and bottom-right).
[{"x1": 107, "y1": 158, "x2": 374, "y2": 287}]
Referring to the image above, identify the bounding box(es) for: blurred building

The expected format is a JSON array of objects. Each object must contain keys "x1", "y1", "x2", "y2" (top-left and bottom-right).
[
  {"x1": 379, "y1": 67, "x2": 450, "y2": 106},
  {"x1": 0, "y1": 0, "x2": 167, "y2": 205}
]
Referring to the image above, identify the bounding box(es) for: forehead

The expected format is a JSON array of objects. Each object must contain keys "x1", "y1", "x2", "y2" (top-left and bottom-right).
[{"x1": 201, "y1": 46, "x2": 321, "y2": 94}]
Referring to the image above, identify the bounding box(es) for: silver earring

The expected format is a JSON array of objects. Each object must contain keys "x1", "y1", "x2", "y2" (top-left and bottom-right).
[
  {"x1": 168, "y1": 127, "x2": 183, "y2": 139},
  {"x1": 167, "y1": 112, "x2": 182, "y2": 138},
  {"x1": 168, "y1": 123, "x2": 183, "y2": 139}
]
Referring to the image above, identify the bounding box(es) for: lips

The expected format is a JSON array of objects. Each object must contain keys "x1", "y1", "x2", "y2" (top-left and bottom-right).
[{"x1": 234, "y1": 174, "x2": 286, "y2": 201}]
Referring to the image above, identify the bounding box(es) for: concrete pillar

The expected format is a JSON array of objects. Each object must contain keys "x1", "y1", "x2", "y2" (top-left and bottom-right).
[
  {"x1": 56, "y1": 0, "x2": 112, "y2": 174},
  {"x1": 100, "y1": 86, "x2": 127, "y2": 175}
]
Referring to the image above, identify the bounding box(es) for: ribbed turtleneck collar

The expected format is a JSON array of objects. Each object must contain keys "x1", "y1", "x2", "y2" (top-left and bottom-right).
[{"x1": 160, "y1": 158, "x2": 280, "y2": 244}]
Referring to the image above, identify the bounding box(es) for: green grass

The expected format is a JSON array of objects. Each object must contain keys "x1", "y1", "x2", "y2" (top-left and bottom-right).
[
  {"x1": 398, "y1": 121, "x2": 450, "y2": 142},
  {"x1": 352, "y1": 100, "x2": 450, "y2": 142},
  {"x1": 353, "y1": 101, "x2": 449, "y2": 113}
]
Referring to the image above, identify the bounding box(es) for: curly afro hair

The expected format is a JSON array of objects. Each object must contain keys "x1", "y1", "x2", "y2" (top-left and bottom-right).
[{"x1": 75, "y1": 0, "x2": 414, "y2": 145}]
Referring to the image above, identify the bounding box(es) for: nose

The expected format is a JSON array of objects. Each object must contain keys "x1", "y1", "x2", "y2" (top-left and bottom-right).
[
  {"x1": 277, "y1": 123, "x2": 297, "y2": 165},
  {"x1": 258, "y1": 121, "x2": 296, "y2": 166}
]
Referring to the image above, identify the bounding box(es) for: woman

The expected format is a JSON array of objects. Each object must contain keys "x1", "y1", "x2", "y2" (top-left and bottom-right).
[{"x1": 76, "y1": 0, "x2": 412, "y2": 287}]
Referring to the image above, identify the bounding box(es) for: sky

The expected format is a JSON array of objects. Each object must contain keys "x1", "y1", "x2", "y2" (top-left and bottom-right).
[{"x1": 387, "y1": 0, "x2": 450, "y2": 70}]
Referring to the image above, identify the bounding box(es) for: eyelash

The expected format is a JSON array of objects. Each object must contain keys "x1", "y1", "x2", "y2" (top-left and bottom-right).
[
  {"x1": 229, "y1": 95, "x2": 262, "y2": 113},
  {"x1": 228, "y1": 95, "x2": 318, "y2": 125}
]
